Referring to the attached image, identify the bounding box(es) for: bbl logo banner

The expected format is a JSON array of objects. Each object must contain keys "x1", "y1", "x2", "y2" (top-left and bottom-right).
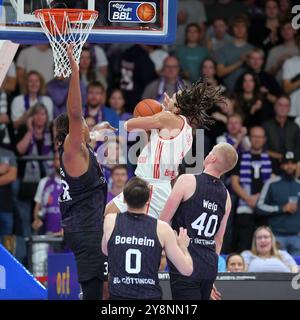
[{"x1": 108, "y1": 1, "x2": 157, "y2": 23}]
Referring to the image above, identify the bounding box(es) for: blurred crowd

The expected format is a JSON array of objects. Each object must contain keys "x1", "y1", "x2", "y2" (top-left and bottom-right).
[{"x1": 1, "y1": 0, "x2": 300, "y2": 272}]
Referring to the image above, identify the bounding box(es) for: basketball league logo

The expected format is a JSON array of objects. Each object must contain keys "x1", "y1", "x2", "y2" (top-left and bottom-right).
[
  {"x1": 137, "y1": 3, "x2": 156, "y2": 22},
  {"x1": 109, "y1": 1, "x2": 157, "y2": 23}
]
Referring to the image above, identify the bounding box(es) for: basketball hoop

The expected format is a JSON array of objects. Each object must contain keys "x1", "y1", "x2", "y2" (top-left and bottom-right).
[{"x1": 34, "y1": 9, "x2": 98, "y2": 78}]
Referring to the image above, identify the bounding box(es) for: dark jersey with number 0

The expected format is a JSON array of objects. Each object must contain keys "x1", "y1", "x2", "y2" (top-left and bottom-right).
[
  {"x1": 169, "y1": 173, "x2": 227, "y2": 280},
  {"x1": 58, "y1": 144, "x2": 107, "y2": 233},
  {"x1": 108, "y1": 212, "x2": 163, "y2": 299}
]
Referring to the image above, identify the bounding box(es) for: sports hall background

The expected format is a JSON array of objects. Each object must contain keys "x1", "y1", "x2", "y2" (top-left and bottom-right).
[{"x1": 1, "y1": 0, "x2": 300, "y2": 286}]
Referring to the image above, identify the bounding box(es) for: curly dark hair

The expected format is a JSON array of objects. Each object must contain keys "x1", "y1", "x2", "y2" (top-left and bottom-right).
[
  {"x1": 54, "y1": 113, "x2": 69, "y2": 146},
  {"x1": 175, "y1": 79, "x2": 224, "y2": 129}
]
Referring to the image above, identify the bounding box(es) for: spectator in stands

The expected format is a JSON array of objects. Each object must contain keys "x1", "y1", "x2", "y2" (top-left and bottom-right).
[
  {"x1": 108, "y1": 88, "x2": 132, "y2": 121},
  {"x1": 257, "y1": 152, "x2": 300, "y2": 256},
  {"x1": 120, "y1": 45, "x2": 157, "y2": 112},
  {"x1": 207, "y1": 95, "x2": 238, "y2": 145},
  {"x1": 47, "y1": 75, "x2": 86, "y2": 118},
  {"x1": 217, "y1": 113, "x2": 251, "y2": 155},
  {"x1": 226, "y1": 253, "x2": 246, "y2": 272},
  {"x1": 16, "y1": 45, "x2": 54, "y2": 91},
  {"x1": 149, "y1": 46, "x2": 169, "y2": 76},
  {"x1": 201, "y1": 58, "x2": 224, "y2": 88},
  {"x1": 0, "y1": 62, "x2": 16, "y2": 150},
  {"x1": 243, "y1": 0, "x2": 264, "y2": 20},
  {"x1": 107, "y1": 165, "x2": 128, "y2": 203},
  {"x1": 216, "y1": 15, "x2": 253, "y2": 92},
  {"x1": 0, "y1": 146, "x2": 17, "y2": 239},
  {"x1": 282, "y1": 34, "x2": 300, "y2": 118},
  {"x1": 262, "y1": 96, "x2": 300, "y2": 174},
  {"x1": 246, "y1": 48, "x2": 281, "y2": 107},
  {"x1": 241, "y1": 226, "x2": 299, "y2": 272},
  {"x1": 15, "y1": 103, "x2": 54, "y2": 239},
  {"x1": 175, "y1": 23, "x2": 209, "y2": 82},
  {"x1": 206, "y1": 17, "x2": 233, "y2": 53},
  {"x1": 206, "y1": 0, "x2": 248, "y2": 24},
  {"x1": 217, "y1": 112, "x2": 250, "y2": 254},
  {"x1": 249, "y1": 0, "x2": 281, "y2": 54},
  {"x1": 85, "y1": 116, "x2": 96, "y2": 133},
  {"x1": 265, "y1": 20, "x2": 299, "y2": 83},
  {"x1": 11, "y1": 71, "x2": 54, "y2": 129},
  {"x1": 80, "y1": 47, "x2": 107, "y2": 89},
  {"x1": 176, "y1": 0, "x2": 207, "y2": 46},
  {"x1": 279, "y1": 0, "x2": 292, "y2": 20},
  {"x1": 234, "y1": 72, "x2": 268, "y2": 127},
  {"x1": 142, "y1": 56, "x2": 189, "y2": 103},
  {"x1": 32, "y1": 150, "x2": 62, "y2": 236},
  {"x1": 83, "y1": 44, "x2": 109, "y2": 88},
  {"x1": 99, "y1": 140, "x2": 128, "y2": 187},
  {"x1": 231, "y1": 126, "x2": 272, "y2": 252},
  {"x1": 84, "y1": 81, "x2": 119, "y2": 129}
]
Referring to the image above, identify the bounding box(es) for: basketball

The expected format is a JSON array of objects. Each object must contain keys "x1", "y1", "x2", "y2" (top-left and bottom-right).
[
  {"x1": 133, "y1": 99, "x2": 163, "y2": 117},
  {"x1": 137, "y1": 3, "x2": 156, "y2": 22}
]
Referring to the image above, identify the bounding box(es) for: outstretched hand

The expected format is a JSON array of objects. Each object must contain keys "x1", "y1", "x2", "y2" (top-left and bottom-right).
[
  {"x1": 67, "y1": 44, "x2": 78, "y2": 72},
  {"x1": 176, "y1": 227, "x2": 190, "y2": 249},
  {"x1": 90, "y1": 121, "x2": 118, "y2": 142},
  {"x1": 162, "y1": 92, "x2": 175, "y2": 111}
]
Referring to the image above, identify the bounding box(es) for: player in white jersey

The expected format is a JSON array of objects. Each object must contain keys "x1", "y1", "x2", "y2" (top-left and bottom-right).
[{"x1": 105, "y1": 80, "x2": 224, "y2": 218}]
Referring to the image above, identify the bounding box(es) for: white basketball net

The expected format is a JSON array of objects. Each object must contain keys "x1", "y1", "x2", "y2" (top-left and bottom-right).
[{"x1": 36, "y1": 11, "x2": 98, "y2": 78}]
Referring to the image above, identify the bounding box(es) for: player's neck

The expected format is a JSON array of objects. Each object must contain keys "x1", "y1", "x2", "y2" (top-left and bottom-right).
[
  {"x1": 111, "y1": 185, "x2": 124, "y2": 196},
  {"x1": 203, "y1": 168, "x2": 221, "y2": 179},
  {"x1": 127, "y1": 207, "x2": 147, "y2": 215}
]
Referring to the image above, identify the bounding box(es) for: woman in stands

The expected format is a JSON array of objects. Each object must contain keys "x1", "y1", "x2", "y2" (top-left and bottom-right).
[
  {"x1": 226, "y1": 253, "x2": 246, "y2": 272},
  {"x1": 11, "y1": 71, "x2": 54, "y2": 129},
  {"x1": 241, "y1": 226, "x2": 299, "y2": 273},
  {"x1": 108, "y1": 89, "x2": 132, "y2": 122}
]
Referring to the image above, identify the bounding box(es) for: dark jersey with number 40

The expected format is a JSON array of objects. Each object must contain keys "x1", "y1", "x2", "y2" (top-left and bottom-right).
[
  {"x1": 108, "y1": 212, "x2": 163, "y2": 299},
  {"x1": 58, "y1": 144, "x2": 107, "y2": 233},
  {"x1": 170, "y1": 173, "x2": 227, "y2": 280}
]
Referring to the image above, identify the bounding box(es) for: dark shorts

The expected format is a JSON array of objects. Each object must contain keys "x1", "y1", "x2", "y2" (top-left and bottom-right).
[
  {"x1": 169, "y1": 273, "x2": 215, "y2": 301},
  {"x1": 64, "y1": 231, "x2": 108, "y2": 283}
]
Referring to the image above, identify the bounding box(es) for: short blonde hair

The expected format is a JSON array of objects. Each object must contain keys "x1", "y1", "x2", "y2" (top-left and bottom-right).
[{"x1": 213, "y1": 142, "x2": 238, "y2": 174}]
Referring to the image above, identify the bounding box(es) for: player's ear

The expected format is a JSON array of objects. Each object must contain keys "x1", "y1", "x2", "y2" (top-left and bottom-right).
[{"x1": 210, "y1": 154, "x2": 217, "y2": 163}]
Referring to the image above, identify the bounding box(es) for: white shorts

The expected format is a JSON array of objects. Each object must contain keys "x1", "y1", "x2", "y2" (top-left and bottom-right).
[{"x1": 112, "y1": 178, "x2": 172, "y2": 219}]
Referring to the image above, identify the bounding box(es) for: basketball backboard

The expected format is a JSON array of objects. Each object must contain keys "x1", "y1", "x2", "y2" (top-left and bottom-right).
[{"x1": 0, "y1": 0, "x2": 176, "y2": 44}]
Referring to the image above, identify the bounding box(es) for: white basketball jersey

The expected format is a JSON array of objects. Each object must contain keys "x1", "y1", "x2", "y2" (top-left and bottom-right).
[{"x1": 135, "y1": 115, "x2": 193, "y2": 181}]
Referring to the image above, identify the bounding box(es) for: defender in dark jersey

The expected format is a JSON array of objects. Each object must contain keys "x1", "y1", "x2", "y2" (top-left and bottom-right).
[
  {"x1": 160, "y1": 142, "x2": 238, "y2": 300},
  {"x1": 102, "y1": 177, "x2": 193, "y2": 300},
  {"x1": 54, "y1": 45, "x2": 115, "y2": 300}
]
